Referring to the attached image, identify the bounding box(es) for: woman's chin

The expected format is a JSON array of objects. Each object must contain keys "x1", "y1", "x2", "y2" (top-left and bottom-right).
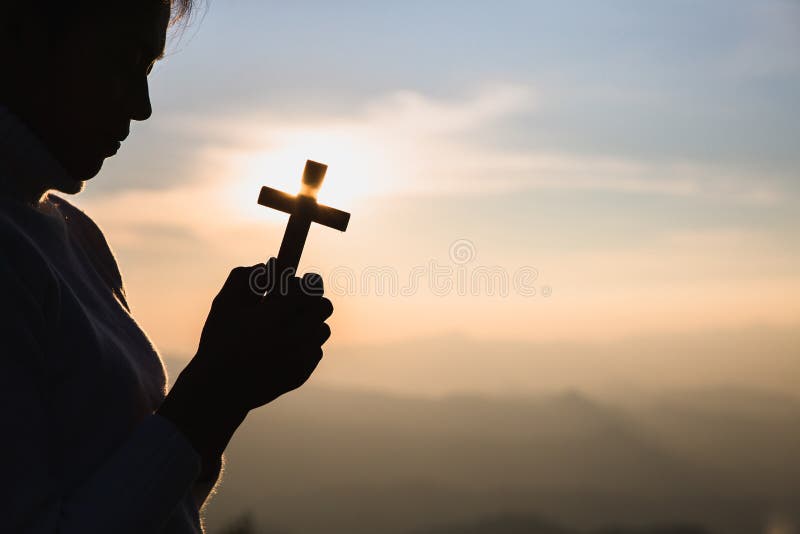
[
  {"x1": 54, "y1": 158, "x2": 104, "y2": 194},
  {"x1": 53, "y1": 175, "x2": 88, "y2": 195}
]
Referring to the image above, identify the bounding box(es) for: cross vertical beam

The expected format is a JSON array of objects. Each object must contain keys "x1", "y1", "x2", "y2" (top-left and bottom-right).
[{"x1": 258, "y1": 160, "x2": 350, "y2": 280}]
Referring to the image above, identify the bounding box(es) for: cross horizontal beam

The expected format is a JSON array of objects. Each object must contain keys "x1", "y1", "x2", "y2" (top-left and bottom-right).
[{"x1": 258, "y1": 186, "x2": 350, "y2": 232}]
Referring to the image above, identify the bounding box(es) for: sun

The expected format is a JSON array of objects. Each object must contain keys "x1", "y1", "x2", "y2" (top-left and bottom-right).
[{"x1": 225, "y1": 124, "x2": 393, "y2": 225}]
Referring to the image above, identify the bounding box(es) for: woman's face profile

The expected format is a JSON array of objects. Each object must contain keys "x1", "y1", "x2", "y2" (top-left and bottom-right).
[{"x1": 3, "y1": 2, "x2": 171, "y2": 192}]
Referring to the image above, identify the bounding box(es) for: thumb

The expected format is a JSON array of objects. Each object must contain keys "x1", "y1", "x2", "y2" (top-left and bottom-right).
[{"x1": 218, "y1": 263, "x2": 268, "y2": 305}]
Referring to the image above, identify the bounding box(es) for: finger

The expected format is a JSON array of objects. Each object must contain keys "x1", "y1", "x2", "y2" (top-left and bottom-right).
[
  {"x1": 217, "y1": 264, "x2": 267, "y2": 306},
  {"x1": 300, "y1": 272, "x2": 324, "y2": 296},
  {"x1": 299, "y1": 344, "x2": 324, "y2": 371},
  {"x1": 317, "y1": 322, "x2": 331, "y2": 345},
  {"x1": 260, "y1": 258, "x2": 283, "y2": 300},
  {"x1": 318, "y1": 297, "x2": 334, "y2": 321},
  {"x1": 269, "y1": 275, "x2": 303, "y2": 300},
  {"x1": 287, "y1": 347, "x2": 323, "y2": 389},
  {"x1": 263, "y1": 259, "x2": 310, "y2": 300},
  {"x1": 294, "y1": 365, "x2": 320, "y2": 390},
  {"x1": 296, "y1": 296, "x2": 334, "y2": 323}
]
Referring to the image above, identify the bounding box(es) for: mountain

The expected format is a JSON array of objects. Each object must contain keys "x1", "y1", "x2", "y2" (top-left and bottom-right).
[
  {"x1": 411, "y1": 516, "x2": 713, "y2": 534},
  {"x1": 217, "y1": 512, "x2": 713, "y2": 534},
  {"x1": 172, "y1": 384, "x2": 800, "y2": 534}
]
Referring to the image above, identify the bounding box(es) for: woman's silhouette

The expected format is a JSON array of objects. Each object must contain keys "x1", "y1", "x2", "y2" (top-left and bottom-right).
[{"x1": 0, "y1": 2, "x2": 332, "y2": 532}]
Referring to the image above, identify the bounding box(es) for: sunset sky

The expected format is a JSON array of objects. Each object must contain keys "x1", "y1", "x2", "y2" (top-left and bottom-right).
[{"x1": 72, "y1": 0, "x2": 799, "y2": 393}]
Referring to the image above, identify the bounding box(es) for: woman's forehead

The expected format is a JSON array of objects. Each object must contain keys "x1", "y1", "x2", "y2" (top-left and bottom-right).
[
  {"x1": 103, "y1": 1, "x2": 171, "y2": 56},
  {"x1": 147, "y1": 3, "x2": 171, "y2": 57}
]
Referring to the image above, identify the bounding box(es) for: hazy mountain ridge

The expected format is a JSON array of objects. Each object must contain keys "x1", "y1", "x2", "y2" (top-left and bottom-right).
[
  {"x1": 409, "y1": 515, "x2": 713, "y2": 534},
  {"x1": 181, "y1": 382, "x2": 800, "y2": 534},
  {"x1": 219, "y1": 511, "x2": 712, "y2": 534}
]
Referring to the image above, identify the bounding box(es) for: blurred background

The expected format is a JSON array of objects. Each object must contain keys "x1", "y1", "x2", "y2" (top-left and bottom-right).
[{"x1": 76, "y1": 1, "x2": 799, "y2": 532}]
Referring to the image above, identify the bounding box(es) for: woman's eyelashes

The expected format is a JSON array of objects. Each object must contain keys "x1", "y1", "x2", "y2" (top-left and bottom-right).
[{"x1": 117, "y1": 44, "x2": 156, "y2": 77}]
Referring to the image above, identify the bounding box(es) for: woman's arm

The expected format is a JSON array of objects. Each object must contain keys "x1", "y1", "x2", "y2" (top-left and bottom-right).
[{"x1": 192, "y1": 453, "x2": 223, "y2": 510}]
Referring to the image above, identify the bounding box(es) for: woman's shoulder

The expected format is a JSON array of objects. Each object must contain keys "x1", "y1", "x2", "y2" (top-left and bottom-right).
[
  {"x1": 47, "y1": 194, "x2": 130, "y2": 310},
  {"x1": 47, "y1": 194, "x2": 110, "y2": 253},
  {"x1": 0, "y1": 198, "x2": 61, "y2": 325}
]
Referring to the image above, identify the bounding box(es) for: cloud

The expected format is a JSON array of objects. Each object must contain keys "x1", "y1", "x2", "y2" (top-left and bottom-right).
[{"x1": 120, "y1": 83, "x2": 787, "y2": 207}]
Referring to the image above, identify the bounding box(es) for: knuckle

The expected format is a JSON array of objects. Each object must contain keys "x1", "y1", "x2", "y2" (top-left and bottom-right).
[
  {"x1": 301, "y1": 272, "x2": 324, "y2": 295},
  {"x1": 318, "y1": 323, "x2": 331, "y2": 343},
  {"x1": 230, "y1": 266, "x2": 249, "y2": 277},
  {"x1": 321, "y1": 298, "x2": 334, "y2": 316},
  {"x1": 225, "y1": 266, "x2": 250, "y2": 286}
]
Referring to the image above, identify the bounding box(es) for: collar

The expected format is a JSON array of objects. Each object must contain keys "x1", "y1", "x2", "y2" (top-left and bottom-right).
[{"x1": 0, "y1": 105, "x2": 71, "y2": 206}]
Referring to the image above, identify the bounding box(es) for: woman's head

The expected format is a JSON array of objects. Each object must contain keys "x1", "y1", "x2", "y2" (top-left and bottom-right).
[{"x1": 0, "y1": 1, "x2": 196, "y2": 196}]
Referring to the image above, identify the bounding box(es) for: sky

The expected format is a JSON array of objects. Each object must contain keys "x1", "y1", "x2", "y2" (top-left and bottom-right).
[{"x1": 73, "y1": 0, "x2": 800, "y2": 392}]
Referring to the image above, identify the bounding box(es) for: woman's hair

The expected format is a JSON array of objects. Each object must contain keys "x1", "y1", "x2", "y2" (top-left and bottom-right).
[
  {"x1": 21, "y1": 1, "x2": 202, "y2": 31},
  {"x1": 170, "y1": 0, "x2": 199, "y2": 27}
]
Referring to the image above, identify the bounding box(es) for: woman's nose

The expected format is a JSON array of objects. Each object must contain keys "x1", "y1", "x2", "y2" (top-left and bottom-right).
[{"x1": 130, "y1": 75, "x2": 153, "y2": 122}]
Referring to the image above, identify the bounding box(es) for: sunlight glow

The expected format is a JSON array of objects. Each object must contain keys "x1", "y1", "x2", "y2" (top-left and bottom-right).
[{"x1": 226, "y1": 126, "x2": 394, "y2": 224}]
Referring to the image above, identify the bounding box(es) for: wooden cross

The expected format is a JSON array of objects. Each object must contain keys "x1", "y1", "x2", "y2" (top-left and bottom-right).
[{"x1": 258, "y1": 160, "x2": 350, "y2": 279}]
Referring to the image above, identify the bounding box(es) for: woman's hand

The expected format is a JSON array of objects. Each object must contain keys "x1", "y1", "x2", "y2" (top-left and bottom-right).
[
  {"x1": 191, "y1": 258, "x2": 333, "y2": 410},
  {"x1": 157, "y1": 259, "x2": 333, "y2": 460}
]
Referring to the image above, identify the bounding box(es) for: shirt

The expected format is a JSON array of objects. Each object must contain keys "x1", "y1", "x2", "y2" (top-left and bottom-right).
[{"x1": 0, "y1": 105, "x2": 218, "y2": 533}]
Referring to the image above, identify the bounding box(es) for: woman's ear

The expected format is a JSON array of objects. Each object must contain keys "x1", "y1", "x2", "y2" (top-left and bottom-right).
[
  {"x1": 0, "y1": 6, "x2": 60, "y2": 115},
  {"x1": 1, "y1": 5, "x2": 54, "y2": 94},
  {"x1": 2, "y1": 5, "x2": 52, "y2": 59}
]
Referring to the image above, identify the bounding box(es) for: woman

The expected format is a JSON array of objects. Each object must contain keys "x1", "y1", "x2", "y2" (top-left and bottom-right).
[{"x1": 0, "y1": 1, "x2": 333, "y2": 532}]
